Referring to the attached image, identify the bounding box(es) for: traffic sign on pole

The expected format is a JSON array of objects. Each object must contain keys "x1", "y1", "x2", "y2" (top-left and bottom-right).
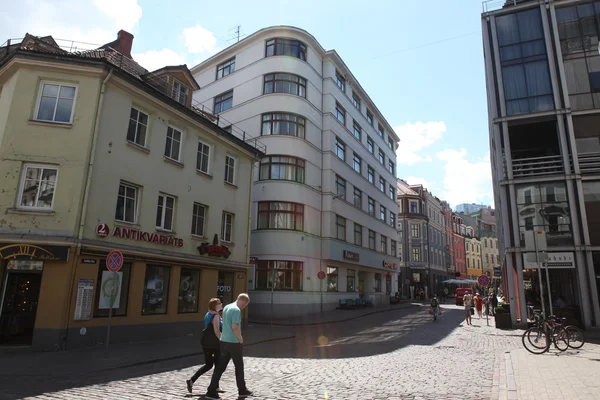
[
  {"x1": 317, "y1": 271, "x2": 326, "y2": 280},
  {"x1": 106, "y1": 250, "x2": 123, "y2": 272},
  {"x1": 478, "y1": 274, "x2": 490, "y2": 287}
]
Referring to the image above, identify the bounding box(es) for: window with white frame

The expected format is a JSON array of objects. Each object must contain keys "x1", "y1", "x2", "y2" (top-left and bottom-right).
[
  {"x1": 378, "y1": 149, "x2": 385, "y2": 165},
  {"x1": 214, "y1": 90, "x2": 233, "y2": 113},
  {"x1": 379, "y1": 177, "x2": 385, "y2": 192},
  {"x1": 353, "y1": 187, "x2": 362, "y2": 208},
  {"x1": 335, "y1": 137, "x2": 346, "y2": 160},
  {"x1": 388, "y1": 184, "x2": 395, "y2": 200},
  {"x1": 221, "y1": 212, "x2": 234, "y2": 242},
  {"x1": 35, "y1": 82, "x2": 77, "y2": 123},
  {"x1": 17, "y1": 165, "x2": 58, "y2": 210},
  {"x1": 115, "y1": 182, "x2": 138, "y2": 223},
  {"x1": 336, "y1": 175, "x2": 346, "y2": 200},
  {"x1": 380, "y1": 235, "x2": 387, "y2": 254},
  {"x1": 171, "y1": 79, "x2": 189, "y2": 105},
  {"x1": 352, "y1": 93, "x2": 361, "y2": 110},
  {"x1": 164, "y1": 126, "x2": 183, "y2": 162},
  {"x1": 156, "y1": 193, "x2": 175, "y2": 231},
  {"x1": 127, "y1": 108, "x2": 148, "y2": 146},
  {"x1": 335, "y1": 71, "x2": 345, "y2": 92},
  {"x1": 353, "y1": 153, "x2": 362, "y2": 174},
  {"x1": 380, "y1": 205, "x2": 386, "y2": 222},
  {"x1": 335, "y1": 102, "x2": 346, "y2": 125},
  {"x1": 352, "y1": 120, "x2": 362, "y2": 141},
  {"x1": 411, "y1": 223, "x2": 420, "y2": 238},
  {"x1": 224, "y1": 155, "x2": 236, "y2": 185},
  {"x1": 388, "y1": 160, "x2": 395, "y2": 175},
  {"x1": 368, "y1": 166, "x2": 375, "y2": 184},
  {"x1": 387, "y1": 136, "x2": 394, "y2": 150},
  {"x1": 191, "y1": 203, "x2": 207, "y2": 236},
  {"x1": 367, "y1": 136, "x2": 374, "y2": 154},
  {"x1": 196, "y1": 140, "x2": 211, "y2": 174},
  {"x1": 216, "y1": 58, "x2": 236, "y2": 80},
  {"x1": 378, "y1": 123, "x2": 385, "y2": 138},
  {"x1": 366, "y1": 110, "x2": 373, "y2": 126},
  {"x1": 368, "y1": 197, "x2": 375, "y2": 216}
]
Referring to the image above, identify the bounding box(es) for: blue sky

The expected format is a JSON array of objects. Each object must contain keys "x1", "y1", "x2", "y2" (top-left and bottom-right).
[{"x1": 1, "y1": 0, "x2": 494, "y2": 208}]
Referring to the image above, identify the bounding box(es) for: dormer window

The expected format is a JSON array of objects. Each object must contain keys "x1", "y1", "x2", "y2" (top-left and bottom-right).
[{"x1": 171, "y1": 79, "x2": 189, "y2": 105}]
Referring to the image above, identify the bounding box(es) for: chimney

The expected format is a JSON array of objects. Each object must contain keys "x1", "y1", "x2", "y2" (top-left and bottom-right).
[{"x1": 114, "y1": 30, "x2": 134, "y2": 58}]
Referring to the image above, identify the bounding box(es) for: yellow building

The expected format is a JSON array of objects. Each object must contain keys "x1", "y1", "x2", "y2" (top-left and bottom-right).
[
  {"x1": 482, "y1": 236, "x2": 499, "y2": 278},
  {"x1": 0, "y1": 32, "x2": 264, "y2": 350},
  {"x1": 465, "y1": 228, "x2": 482, "y2": 279}
]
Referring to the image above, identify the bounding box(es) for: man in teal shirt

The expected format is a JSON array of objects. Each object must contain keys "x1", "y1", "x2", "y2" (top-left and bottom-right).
[{"x1": 205, "y1": 293, "x2": 252, "y2": 399}]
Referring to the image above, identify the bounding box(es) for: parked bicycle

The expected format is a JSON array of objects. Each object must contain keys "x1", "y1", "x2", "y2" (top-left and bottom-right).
[
  {"x1": 526, "y1": 306, "x2": 586, "y2": 349},
  {"x1": 522, "y1": 311, "x2": 569, "y2": 354}
]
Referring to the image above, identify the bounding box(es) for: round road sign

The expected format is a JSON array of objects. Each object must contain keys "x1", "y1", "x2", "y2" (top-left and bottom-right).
[
  {"x1": 106, "y1": 250, "x2": 124, "y2": 272},
  {"x1": 317, "y1": 271, "x2": 326, "y2": 280},
  {"x1": 478, "y1": 274, "x2": 490, "y2": 287}
]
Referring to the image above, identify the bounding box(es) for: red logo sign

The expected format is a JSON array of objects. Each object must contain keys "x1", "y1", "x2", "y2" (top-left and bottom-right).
[
  {"x1": 112, "y1": 226, "x2": 184, "y2": 247},
  {"x1": 317, "y1": 271, "x2": 326, "y2": 280},
  {"x1": 96, "y1": 224, "x2": 110, "y2": 238},
  {"x1": 198, "y1": 234, "x2": 231, "y2": 259},
  {"x1": 383, "y1": 261, "x2": 398, "y2": 270}
]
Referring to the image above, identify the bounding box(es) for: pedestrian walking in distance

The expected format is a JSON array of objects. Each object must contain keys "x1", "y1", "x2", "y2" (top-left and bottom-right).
[
  {"x1": 430, "y1": 295, "x2": 442, "y2": 321},
  {"x1": 463, "y1": 293, "x2": 473, "y2": 326},
  {"x1": 205, "y1": 293, "x2": 253, "y2": 399},
  {"x1": 186, "y1": 298, "x2": 224, "y2": 394},
  {"x1": 474, "y1": 292, "x2": 484, "y2": 319}
]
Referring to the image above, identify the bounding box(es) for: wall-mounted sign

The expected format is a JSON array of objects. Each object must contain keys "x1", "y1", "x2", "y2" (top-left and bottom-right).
[
  {"x1": 343, "y1": 250, "x2": 360, "y2": 262},
  {"x1": 522, "y1": 252, "x2": 575, "y2": 269},
  {"x1": 112, "y1": 226, "x2": 184, "y2": 247},
  {"x1": 198, "y1": 234, "x2": 231, "y2": 258},
  {"x1": 217, "y1": 285, "x2": 232, "y2": 292},
  {"x1": 74, "y1": 279, "x2": 94, "y2": 321},
  {"x1": 81, "y1": 258, "x2": 97, "y2": 264},
  {"x1": 96, "y1": 223, "x2": 110, "y2": 238},
  {"x1": 249, "y1": 257, "x2": 258, "y2": 264},
  {"x1": 0, "y1": 244, "x2": 70, "y2": 262},
  {"x1": 494, "y1": 267, "x2": 501, "y2": 277},
  {"x1": 383, "y1": 261, "x2": 398, "y2": 270},
  {"x1": 238, "y1": 274, "x2": 245, "y2": 279}
]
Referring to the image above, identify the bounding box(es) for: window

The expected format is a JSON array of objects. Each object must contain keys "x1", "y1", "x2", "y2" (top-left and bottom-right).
[
  {"x1": 380, "y1": 235, "x2": 387, "y2": 254},
  {"x1": 17, "y1": 165, "x2": 58, "y2": 210},
  {"x1": 353, "y1": 153, "x2": 362, "y2": 174},
  {"x1": 390, "y1": 213, "x2": 396, "y2": 228},
  {"x1": 354, "y1": 223, "x2": 363, "y2": 246},
  {"x1": 264, "y1": 73, "x2": 306, "y2": 97},
  {"x1": 374, "y1": 273, "x2": 382, "y2": 292},
  {"x1": 35, "y1": 82, "x2": 76, "y2": 123},
  {"x1": 216, "y1": 58, "x2": 235, "y2": 79},
  {"x1": 336, "y1": 175, "x2": 346, "y2": 200},
  {"x1": 352, "y1": 93, "x2": 361, "y2": 110},
  {"x1": 336, "y1": 215, "x2": 346, "y2": 240},
  {"x1": 353, "y1": 187, "x2": 362, "y2": 208},
  {"x1": 409, "y1": 201, "x2": 418, "y2": 213},
  {"x1": 367, "y1": 136, "x2": 374, "y2": 154},
  {"x1": 93, "y1": 261, "x2": 131, "y2": 317},
  {"x1": 196, "y1": 141, "x2": 211, "y2": 174},
  {"x1": 412, "y1": 248, "x2": 421, "y2": 262},
  {"x1": 379, "y1": 177, "x2": 385, "y2": 192},
  {"x1": 327, "y1": 267, "x2": 338, "y2": 291},
  {"x1": 255, "y1": 260, "x2": 303, "y2": 291},
  {"x1": 347, "y1": 269, "x2": 356, "y2": 292},
  {"x1": 352, "y1": 120, "x2": 362, "y2": 141},
  {"x1": 380, "y1": 205, "x2": 386, "y2": 222},
  {"x1": 335, "y1": 71, "x2": 345, "y2": 92},
  {"x1": 411, "y1": 223, "x2": 420, "y2": 238},
  {"x1": 378, "y1": 123, "x2": 385, "y2": 138},
  {"x1": 261, "y1": 113, "x2": 305, "y2": 138},
  {"x1": 388, "y1": 160, "x2": 395, "y2": 175},
  {"x1": 388, "y1": 184, "x2": 395, "y2": 200},
  {"x1": 484, "y1": 238, "x2": 488, "y2": 247},
  {"x1": 127, "y1": 108, "x2": 148, "y2": 146},
  {"x1": 368, "y1": 197, "x2": 375, "y2": 216},
  {"x1": 391, "y1": 240, "x2": 397, "y2": 257},
  {"x1": 266, "y1": 38, "x2": 306, "y2": 60},
  {"x1": 335, "y1": 102, "x2": 346, "y2": 125},
  {"x1": 164, "y1": 126, "x2": 183, "y2": 162},
  {"x1": 141, "y1": 265, "x2": 171, "y2": 315},
  {"x1": 486, "y1": 254, "x2": 489, "y2": 263},
  {"x1": 115, "y1": 182, "x2": 138, "y2": 223},
  {"x1": 335, "y1": 137, "x2": 346, "y2": 160},
  {"x1": 257, "y1": 201, "x2": 304, "y2": 231},
  {"x1": 221, "y1": 211, "x2": 234, "y2": 242},
  {"x1": 214, "y1": 90, "x2": 233, "y2": 113},
  {"x1": 191, "y1": 203, "x2": 207, "y2": 237},
  {"x1": 224, "y1": 155, "x2": 236, "y2": 185},
  {"x1": 178, "y1": 268, "x2": 200, "y2": 313},
  {"x1": 368, "y1": 166, "x2": 375, "y2": 184},
  {"x1": 368, "y1": 230, "x2": 376, "y2": 250},
  {"x1": 259, "y1": 155, "x2": 305, "y2": 183},
  {"x1": 378, "y1": 149, "x2": 385, "y2": 165},
  {"x1": 156, "y1": 194, "x2": 175, "y2": 231},
  {"x1": 171, "y1": 79, "x2": 188, "y2": 105},
  {"x1": 387, "y1": 136, "x2": 394, "y2": 150},
  {"x1": 367, "y1": 110, "x2": 373, "y2": 126}
]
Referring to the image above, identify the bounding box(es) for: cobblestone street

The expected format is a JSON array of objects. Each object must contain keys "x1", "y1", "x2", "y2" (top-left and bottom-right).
[{"x1": 1, "y1": 304, "x2": 599, "y2": 400}]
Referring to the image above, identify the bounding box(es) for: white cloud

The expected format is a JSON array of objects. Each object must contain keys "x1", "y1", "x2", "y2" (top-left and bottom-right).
[
  {"x1": 437, "y1": 149, "x2": 493, "y2": 208},
  {"x1": 402, "y1": 176, "x2": 435, "y2": 190},
  {"x1": 394, "y1": 121, "x2": 446, "y2": 165},
  {"x1": 93, "y1": 0, "x2": 142, "y2": 32},
  {"x1": 182, "y1": 24, "x2": 221, "y2": 54},
  {"x1": 132, "y1": 48, "x2": 186, "y2": 71}
]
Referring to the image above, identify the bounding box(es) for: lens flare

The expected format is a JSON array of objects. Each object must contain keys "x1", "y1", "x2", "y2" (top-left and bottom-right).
[{"x1": 317, "y1": 335, "x2": 329, "y2": 345}]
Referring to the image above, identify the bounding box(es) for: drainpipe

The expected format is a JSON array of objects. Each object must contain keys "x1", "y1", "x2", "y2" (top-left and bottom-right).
[{"x1": 62, "y1": 68, "x2": 113, "y2": 349}]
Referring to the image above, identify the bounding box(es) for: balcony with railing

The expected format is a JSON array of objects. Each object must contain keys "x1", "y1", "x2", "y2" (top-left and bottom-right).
[
  {"x1": 482, "y1": 0, "x2": 530, "y2": 13},
  {"x1": 577, "y1": 152, "x2": 600, "y2": 175},
  {"x1": 508, "y1": 155, "x2": 564, "y2": 178}
]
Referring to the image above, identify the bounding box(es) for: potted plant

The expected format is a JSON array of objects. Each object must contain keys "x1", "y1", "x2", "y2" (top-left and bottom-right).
[{"x1": 494, "y1": 303, "x2": 512, "y2": 329}]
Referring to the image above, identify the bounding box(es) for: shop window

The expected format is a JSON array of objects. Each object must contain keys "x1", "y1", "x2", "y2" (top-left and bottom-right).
[
  {"x1": 178, "y1": 268, "x2": 200, "y2": 313},
  {"x1": 386, "y1": 274, "x2": 391, "y2": 294},
  {"x1": 374, "y1": 273, "x2": 382, "y2": 292},
  {"x1": 347, "y1": 269, "x2": 356, "y2": 292},
  {"x1": 93, "y1": 262, "x2": 132, "y2": 317},
  {"x1": 255, "y1": 260, "x2": 303, "y2": 291},
  {"x1": 142, "y1": 265, "x2": 171, "y2": 315},
  {"x1": 327, "y1": 267, "x2": 338, "y2": 291}
]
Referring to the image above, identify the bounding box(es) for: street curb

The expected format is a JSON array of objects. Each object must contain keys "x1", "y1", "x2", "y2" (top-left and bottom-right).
[
  {"x1": 504, "y1": 351, "x2": 518, "y2": 400},
  {"x1": 248, "y1": 302, "x2": 423, "y2": 327}
]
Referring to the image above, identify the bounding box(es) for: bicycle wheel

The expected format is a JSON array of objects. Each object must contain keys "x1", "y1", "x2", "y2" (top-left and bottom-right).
[
  {"x1": 565, "y1": 325, "x2": 585, "y2": 349},
  {"x1": 522, "y1": 328, "x2": 549, "y2": 354},
  {"x1": 552, "y1": 326, "x2": 570, "y2": 352}
]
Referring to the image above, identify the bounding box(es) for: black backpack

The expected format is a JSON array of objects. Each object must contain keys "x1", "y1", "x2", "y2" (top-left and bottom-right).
[
  {"x1": 431, "y1": 298, "x2": 439, "y2": 307},
  {"x1": 201, "y1": 314, "x2": 220, "y2": 349}
]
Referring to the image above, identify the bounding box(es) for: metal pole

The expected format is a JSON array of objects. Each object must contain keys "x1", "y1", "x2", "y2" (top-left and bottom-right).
[
  {"x1": 533, "y1": 232, "x2": 546, "y2": 319},
  {"x1": 544, "y1": 260, "x2": 553, "y2": 316},
  {"x1": 104, "y1": 272, "x2": 118, "y2": 359},
  {"x1": 320, "y1": 277, "x2": 323, "y2": 316},
  {"x1": 270, "y1": 270, "x2": 274, "y2": 335}
]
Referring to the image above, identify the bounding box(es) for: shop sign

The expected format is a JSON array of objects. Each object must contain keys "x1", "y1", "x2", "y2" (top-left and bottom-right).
[
  {"x1": 343, "y1": 250, "x2": 360, "y2": 262},
  {"x1": 81, "y1": 258, "x2": 97, "y2": 264},
  {"x1": 522, "y1": 252, "x2": 575, "y2": 269},
  {"x1": 249, "y1": 257, "x2": 258, "y2": 264},
  {"x1": 0, "y1": 243, "x2": 70, "y2": 262},
  {"x1": 112, "y1": 226, "x2": 184, "y2": 248},
  {"x1": 494, "y1": 267, "x2": 501, "y2": 277},
  {"x1": 217, "y1": 285, "x2": 232, "y2": 292},
  {"x1": 198, "y1": 234, "x2": 231, "y2": 259},
  {"x1": 409, "y1": 262, "x2": 426, "y2": 269},
  {"x1": 383, "y1": 261, "x2": 398, "y2": 270}
]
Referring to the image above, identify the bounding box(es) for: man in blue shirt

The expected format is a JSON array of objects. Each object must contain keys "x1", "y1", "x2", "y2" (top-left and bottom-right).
[{"x1": 205, "y1": 293, "x2": 252, "y2": 399}]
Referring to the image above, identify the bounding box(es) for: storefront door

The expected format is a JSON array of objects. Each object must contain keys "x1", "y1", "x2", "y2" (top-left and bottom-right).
[
  {"x1": 0, "y1": 271, "x2": 42, "y2": 345},
  {"x1": 358, "y1": 271, "x2": 366, "y2": 294},
  {"x1": 217, "y1": 271, "x2": 234, "y2": 306}
]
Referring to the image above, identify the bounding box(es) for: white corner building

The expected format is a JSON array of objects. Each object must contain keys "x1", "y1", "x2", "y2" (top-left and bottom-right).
[{"x1": 192, "y1": 26, "x2": 400, "y2": 318}]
